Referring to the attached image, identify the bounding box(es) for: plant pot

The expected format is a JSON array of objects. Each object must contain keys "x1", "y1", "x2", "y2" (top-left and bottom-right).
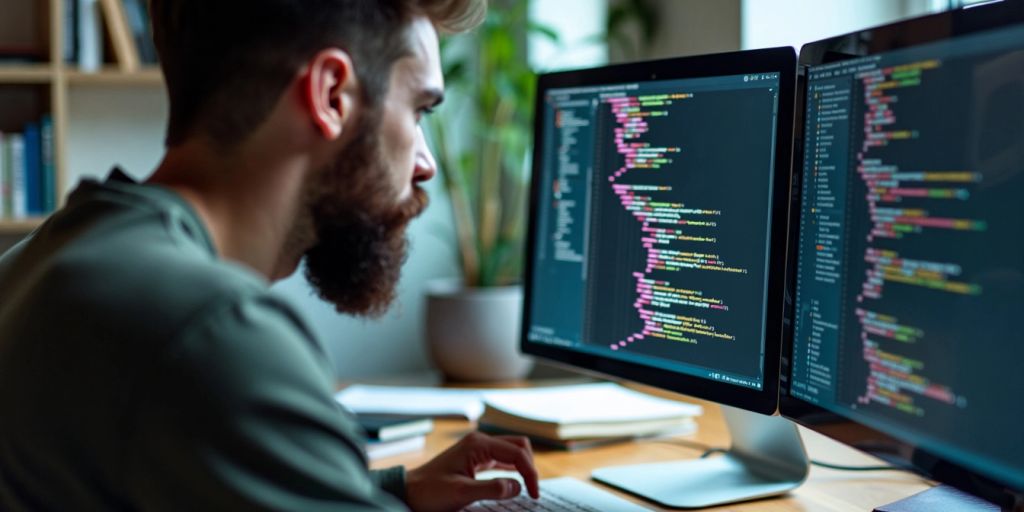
[{"x1": 425, "y1": 279, "x2": 534, "y2": 382}]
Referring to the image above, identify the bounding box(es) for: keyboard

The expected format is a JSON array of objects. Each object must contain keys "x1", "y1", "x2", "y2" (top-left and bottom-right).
[{"x1": 463, "y1": 477, "x2": 653, "y2": 512}]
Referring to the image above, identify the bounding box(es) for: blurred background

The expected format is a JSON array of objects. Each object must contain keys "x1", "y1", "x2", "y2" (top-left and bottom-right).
[{"x1": 0, "y1": 0, "x2": 988, "y2": 379}]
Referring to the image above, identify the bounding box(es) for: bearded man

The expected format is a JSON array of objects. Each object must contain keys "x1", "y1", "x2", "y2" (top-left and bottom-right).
[{"x1": 0, "y1": 1, "x2": 539, "y2": 510}]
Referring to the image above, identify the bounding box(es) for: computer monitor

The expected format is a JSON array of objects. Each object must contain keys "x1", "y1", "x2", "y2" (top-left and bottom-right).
[
  {"x1": 521, "y1": 48, "x2": 801, "y2": 508},
  {"x1": 783, "y1": 1, "x2": 1024, "y2": 508}
]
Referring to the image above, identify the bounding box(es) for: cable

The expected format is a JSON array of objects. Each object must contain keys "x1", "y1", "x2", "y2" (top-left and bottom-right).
[{"x1": 810, "y1": 460, "x2": 899, "y2": 472}]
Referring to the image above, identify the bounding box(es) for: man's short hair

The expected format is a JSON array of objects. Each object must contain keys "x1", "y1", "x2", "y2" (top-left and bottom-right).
[{"x1": 150, "y1": 0, "x2": 485, "y2": 147}]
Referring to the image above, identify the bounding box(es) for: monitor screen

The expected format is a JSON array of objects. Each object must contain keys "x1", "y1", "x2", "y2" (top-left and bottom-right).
[
  {"x1": 523, "y1": 49, "x2": 795, "y2": 413},
  {"x1": 789, "y1": 16, "x2": 1024, "y2": 491}
]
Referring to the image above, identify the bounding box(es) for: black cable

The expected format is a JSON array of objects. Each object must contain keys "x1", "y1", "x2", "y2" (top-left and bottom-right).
[{"x1": 810, "y1": 460, "x2": 899, "y2": 472}]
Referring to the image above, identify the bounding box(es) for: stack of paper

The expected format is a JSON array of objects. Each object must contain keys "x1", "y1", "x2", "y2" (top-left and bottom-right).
[
  {"x1": 356, "y1": 413, "x2": 434, "y2": 461},
  {"x1": 336, "y1": 384, "x2": 487, "y2": 420},
  {"x1": 334, "y1": 382, "x2": 702, "y2": 451},
  {"x1": 478, "y1": 383, "x2": 702, "y2": 449}
]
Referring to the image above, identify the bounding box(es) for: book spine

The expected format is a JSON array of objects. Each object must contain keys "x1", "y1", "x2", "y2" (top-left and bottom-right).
[
  {"x1": 99, "y1": 0, "x2": 140, "y2": 72},
  {"x1": 78, "y1": 0, "x2": 103, "y2": 72},
  {"x1": 65, "y1": 0, "x2": 79, "y2": 63},
  {"x1": 122, "y1": 0, "x2": 157, "y2": 64},
  {"x1": 0, "y1": 132, "x2": 6, "y2": 219},
  {"x1": 23, "y1": 123, "x2": 41, "y2": 216},
  {"x1": 9, "y1": 134, "x2": 27, "y2": 219},
  {"x1": 40, "y1": 115, "x2": 55, "y2": 213}
]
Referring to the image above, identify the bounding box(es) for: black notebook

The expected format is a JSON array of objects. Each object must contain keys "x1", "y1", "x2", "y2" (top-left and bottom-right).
[{"x1": 356, "y1": 414, "x2": 434, "y2": 442}]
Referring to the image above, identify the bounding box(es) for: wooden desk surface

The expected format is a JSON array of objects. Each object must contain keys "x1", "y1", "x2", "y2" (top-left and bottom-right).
[{"x1": 366, "y1": 384, "x2": 932, "y2": 511}]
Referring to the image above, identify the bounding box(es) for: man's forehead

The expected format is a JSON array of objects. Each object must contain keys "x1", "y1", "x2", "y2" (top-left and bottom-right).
[{"x1": 392, "y1": 17, "x2": 444, "y2": 93}]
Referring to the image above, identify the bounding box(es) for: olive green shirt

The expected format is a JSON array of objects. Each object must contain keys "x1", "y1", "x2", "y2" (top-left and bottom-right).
[{"x1": 0, "y1": 170, "x2": 407, "y2": 511}]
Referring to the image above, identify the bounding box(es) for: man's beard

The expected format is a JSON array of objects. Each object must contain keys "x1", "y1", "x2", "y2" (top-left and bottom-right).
[{"x1": 296, "y1": 114, "x2": 429, "y2": 317}]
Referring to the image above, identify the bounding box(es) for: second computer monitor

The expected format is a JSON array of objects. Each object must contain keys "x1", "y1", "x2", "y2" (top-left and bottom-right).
[
  {"x1": 522, "y1": 48, "x2": 796, "y2": 414},
  {"x1": 783, "y1": 1, "x2": 1024, "y2": 501}
]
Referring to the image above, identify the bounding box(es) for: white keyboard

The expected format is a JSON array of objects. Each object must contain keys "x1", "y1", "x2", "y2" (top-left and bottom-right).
[{"x1": 463, "y1": 477, "x2": 653, "y2": 512}]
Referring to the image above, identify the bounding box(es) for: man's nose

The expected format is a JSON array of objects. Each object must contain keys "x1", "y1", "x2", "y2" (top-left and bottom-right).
[{"x1": 413, "y1": 126, "x2": 437, "y2": 184}]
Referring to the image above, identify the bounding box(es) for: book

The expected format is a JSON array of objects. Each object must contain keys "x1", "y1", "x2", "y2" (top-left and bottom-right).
[
  {"x1": 356, "y1": 413, "x2": 434, "y2": 442},
  {"x1": 336, "y1": 385, "x2": 488, "y2": 420},
  {"x1": 64, "y1": 0, "x2": 79, "y2": 63},
  {"x1": 0, "y1": 132, "x2": 6, "y2": 218},
  {"x1": 40, "y1": 115, "x2": 55, "y2": 213},
  {"x1": 365, "y1": 435, "x2": 426, "y2": 461},
  {"x1": 479, "y1": 383, "x2": 702, "y2": 440},
  {"x1": 23, "y1": 122, "x2": 41, "y2": 216},
  {"x1": 78, "y1": 0, "x2": 104, "y2": 72},
  {"x1": 99, "y1": 0, "x2": 140, "y2": 72},
  {"x1": 121, "y1": 0, "x2": 157, "y2": 64},
  {"x1": 8, "y1": 133, "x2": 26, "y2": 219},
  {"x1": 478, "y1": 420, "x2": 698, "y2": 451},
  {"x1": 873, "y1": 485, "x2": 999, "y2": 512}
]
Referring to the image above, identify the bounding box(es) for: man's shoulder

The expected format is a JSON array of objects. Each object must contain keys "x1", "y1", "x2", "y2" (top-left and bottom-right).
[
  {"x1": 50, "y1": 218, "x2": 270, "y2": 329},
  {"x1": 0, "y1": 181, "x2": 293, "y2": 350}
]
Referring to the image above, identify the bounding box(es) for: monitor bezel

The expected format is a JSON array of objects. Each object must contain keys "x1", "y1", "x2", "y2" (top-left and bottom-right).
[
  {"x1": 521, "y1": 47, "x2": 798, "y2": 416},
  {"x1": 780, "y1": 1, "x2": 1024, "y2": 501}
]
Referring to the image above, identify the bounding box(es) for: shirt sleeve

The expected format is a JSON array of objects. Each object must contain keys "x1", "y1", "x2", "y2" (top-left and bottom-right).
[
  {"x1": 370, "y1": 467, "x2": 407, "y2": 502},
  {"x1": 125, "y1": 292, "x2": 408, "y2": 511}
]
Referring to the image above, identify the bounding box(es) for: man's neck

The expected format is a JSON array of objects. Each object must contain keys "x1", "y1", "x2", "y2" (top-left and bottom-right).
[{"x1": 147, "y1": 137, "x2": 310, "y2": 280}]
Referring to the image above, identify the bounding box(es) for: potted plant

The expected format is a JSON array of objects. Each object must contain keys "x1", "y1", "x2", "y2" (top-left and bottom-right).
[
  {"x1": 424, "y1": 1, "x2": 552, "y2": 381},
  {"x1": 424, "y1": 0, "x2": 662, "y2": 381}
]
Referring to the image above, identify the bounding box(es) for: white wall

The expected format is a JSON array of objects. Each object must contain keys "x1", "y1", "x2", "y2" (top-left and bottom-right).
[
  {"x1": 741, "y1": 0, "x2": 937, "y2": 50},
  {"x1": 66, "y1": 87, "x2": 167, "y2": 186},
  {"x1": 529, "y1": 0, "x2": 608, "y2": 72},
  {"x1": 604, "y1": 0, "x2": 742, "y2": 63},
  {"x1": 646, "y1": 0, "x2": 742, "y2": 58}
]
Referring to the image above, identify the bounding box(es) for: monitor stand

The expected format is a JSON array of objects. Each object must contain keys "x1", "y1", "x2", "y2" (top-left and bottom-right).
[{"x1": 592, "y1": 405, "x2": 809, "y2": 509}]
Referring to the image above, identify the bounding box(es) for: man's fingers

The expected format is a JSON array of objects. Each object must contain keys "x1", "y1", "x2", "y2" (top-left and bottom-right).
[
  {"x1": 495, "y1": 436, "x2": 536, "y2": 456},
  {"x1": 463, "y1": 478, "x2": 522, "y2": 503},
  {"x1": 479, "y1": 435, "x2": 541, "y2": 499},
  {"x1": 474, "y1": 436, "x2": 532, "y2": 473},
  {"x1": 473, "y1": 460, "x2": 518, "y2": 472}
]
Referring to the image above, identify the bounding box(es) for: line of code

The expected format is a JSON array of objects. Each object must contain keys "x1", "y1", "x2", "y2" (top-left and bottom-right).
[
  {"x1": 582, "y1": 82, "x2": 779, "y2": 386},
  {"x1": 852, "y1": 60, "x2": 984, "y2": 416}
]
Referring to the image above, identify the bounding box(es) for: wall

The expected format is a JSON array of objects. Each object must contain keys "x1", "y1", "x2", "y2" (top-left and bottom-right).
[
  {"x1": 66, "y1": 87, "x2": 166, "y2": 184},
  {"x1": 646, "y1": 0, "x2": 742, "y2": 58},
  {"x1": 605, "y1": 0, "x2": 741, "y2": 63},
  {"x1": 741, "y1": 0, "x2": 938, "y2": 50},
  {"x1": 529, "y1": 0, "x2": 608, "y2": 71}
]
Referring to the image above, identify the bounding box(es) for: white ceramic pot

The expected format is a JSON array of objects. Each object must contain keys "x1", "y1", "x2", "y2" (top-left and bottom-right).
[{"x1": 425, "y1": 279, "x2": 534, "y2": 382}]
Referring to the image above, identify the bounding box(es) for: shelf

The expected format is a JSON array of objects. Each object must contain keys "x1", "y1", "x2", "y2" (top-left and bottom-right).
[
  {"x1": 0, "y1": 65, "x2": 55, "y2": 84},
  {"x1": 65, "y1": 67, "x2": 163, "y2": 86},
  {"x1": 0, "y1": 217, "x2": 45, "y2": 235}
]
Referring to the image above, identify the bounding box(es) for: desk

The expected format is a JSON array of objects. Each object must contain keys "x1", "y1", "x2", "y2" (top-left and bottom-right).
[{"x1": 365, "y1": 383, "x2": 932, "y2": 511}]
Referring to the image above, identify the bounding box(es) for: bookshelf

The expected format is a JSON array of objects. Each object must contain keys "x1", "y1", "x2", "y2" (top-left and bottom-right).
[
  {"x1": 66, "y1": 66, "x2": 161, "y2": 86},
  {"x1": 0, "y1": 65, "x2": 54, "y2": 84},
  {"x1": 0, "y1": 217, "x2": 45, "y2": 235},
  {"x1": 0, "y1": 0, "x2": 162, "y2": 234}
]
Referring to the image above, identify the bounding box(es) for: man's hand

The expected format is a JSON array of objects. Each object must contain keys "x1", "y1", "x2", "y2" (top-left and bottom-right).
[{"x1": 405, "y1": 432, "x2": 540, "y2": 512}]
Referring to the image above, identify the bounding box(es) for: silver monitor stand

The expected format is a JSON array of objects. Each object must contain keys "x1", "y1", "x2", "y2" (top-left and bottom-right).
[{"x1": 592, "y1": 405, "x2": 809, "y2": 509}]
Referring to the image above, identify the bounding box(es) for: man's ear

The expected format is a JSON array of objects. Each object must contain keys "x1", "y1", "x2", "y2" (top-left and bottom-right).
[{"x1": 303, "y1": 48, "x2": 359, "y2": 140}]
